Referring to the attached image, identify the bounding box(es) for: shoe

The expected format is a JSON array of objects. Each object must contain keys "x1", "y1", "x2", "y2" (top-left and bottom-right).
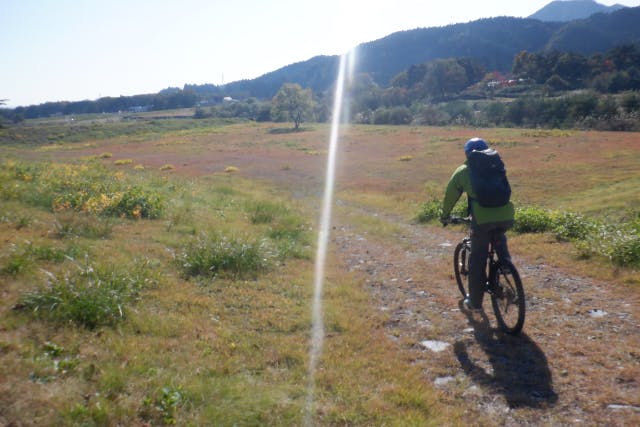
[{"x1": 463, "y1": 297, "x2": 483, "y2": 313}]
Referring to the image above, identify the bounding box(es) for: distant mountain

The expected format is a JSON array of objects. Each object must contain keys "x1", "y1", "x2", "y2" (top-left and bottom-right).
[
  {"x1": 355, "y1": 17, "x2": 559, "y2": 85},
  {"x1": 545, "y1": 6, "x2": 640, "y2": 53},
  {"x1": 529, "y1": 0, "x2": 626, "y2": 22},
  {"x1": 214, "y1": 6, "x2": 640, "y2": 100}
]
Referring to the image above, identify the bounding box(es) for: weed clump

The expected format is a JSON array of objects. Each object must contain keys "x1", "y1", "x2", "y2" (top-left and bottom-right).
[
  {"x1": 246, "y1": 200, "x2": 288, "y2": 224},
  {"x1": 176, "y1": 232, "x2": 274, "y2": 279},
  {"x1": 18, "y1": 259, "x2": 158, "y2": 329},
  {"x1": 140, "y1": 386, "x2": 186, "y2": 425}
]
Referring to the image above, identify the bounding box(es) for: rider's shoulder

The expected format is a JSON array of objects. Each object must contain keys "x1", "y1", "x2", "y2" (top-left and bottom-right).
[{"x1": 452, "y1": 163, "x2": 468, "y2": 176}]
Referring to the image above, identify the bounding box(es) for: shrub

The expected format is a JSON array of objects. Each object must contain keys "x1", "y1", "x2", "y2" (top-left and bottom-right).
[
  {"x1": 513, "y1": 206, "x2": 554, "y2": 233},
  {"x1": 416, "y1": 200, "x2": 441, "y2": 223},
  {"x1": 552, "y1": 212, "x2": 596, "y2": 241},
  {"x1": 112, "y1": 186, "x2": 164, "y2": 219},
  {"x1": 607, "y1": 229, "x2": 640, "y2": 267},
  {"x1": 416, "y1": 199, "x2": 467, "y2": 223},
  {"x1": 176, "y1": 232, "x2": 274, "y2": 279}
]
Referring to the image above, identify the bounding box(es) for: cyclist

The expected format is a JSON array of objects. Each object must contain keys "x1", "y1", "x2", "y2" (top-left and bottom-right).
[{"x1": 440, "y1": 137, "x2": 515, "y2": 312}]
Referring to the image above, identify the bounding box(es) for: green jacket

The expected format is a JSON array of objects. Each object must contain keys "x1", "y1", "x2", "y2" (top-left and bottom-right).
[{"x1": 441, "y1": 162, "x2": 515, "y2": 225}]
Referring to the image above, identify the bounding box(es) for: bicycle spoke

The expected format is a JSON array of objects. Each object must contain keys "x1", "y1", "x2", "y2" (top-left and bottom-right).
[{"x1": 491, "y1": 264, "x2": 525, "y2": 335}]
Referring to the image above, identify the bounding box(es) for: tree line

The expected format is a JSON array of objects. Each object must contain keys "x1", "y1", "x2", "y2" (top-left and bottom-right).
[
  {"x1": 1, "y1": 90, "x2": 200, "y2": 123},
  {"x1": 2, "y1": 44, "x2": 639, "y2": 131},
  {"x1": 337, "y1": 44, "x2": 640, "y2": 130}
]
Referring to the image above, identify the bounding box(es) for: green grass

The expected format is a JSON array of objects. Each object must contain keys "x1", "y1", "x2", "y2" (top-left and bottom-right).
[
  {"x1": 18, "y1": 258, "x2": 159, "y2": 329},
  {"x1": 1, "y1": 241, "x2": 81, "y2": 276},
  {"x1": 176, "y1": 232, "x2": 274, "y2": 279},
  {"x1": 0, "y1": 115, "x2": 237, "y2": 146},
  {"x1": 246, "y1": 200, "x2": 289, "y2": 224},
  {"x1": 0, "y1": 160, "x2": 164, "y2": 219}
]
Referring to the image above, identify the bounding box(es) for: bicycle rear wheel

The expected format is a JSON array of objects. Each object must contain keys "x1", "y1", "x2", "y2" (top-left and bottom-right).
[
  {"x1": 453, "y1": 240, "x2": 470, "y2": 298},
  {"x1": 490, "y1": 260, "x2": 525, "y2": 335}
]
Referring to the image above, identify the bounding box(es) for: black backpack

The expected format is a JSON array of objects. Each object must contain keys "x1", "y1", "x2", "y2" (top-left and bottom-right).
[{"x1": 467, "y1": 148, "x2": 511, "y2": 208}]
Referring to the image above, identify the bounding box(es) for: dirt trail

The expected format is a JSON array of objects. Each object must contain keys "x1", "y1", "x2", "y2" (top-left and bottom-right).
[{"x1": 332, "y1": 202, "x2": 640, "y2": 426}]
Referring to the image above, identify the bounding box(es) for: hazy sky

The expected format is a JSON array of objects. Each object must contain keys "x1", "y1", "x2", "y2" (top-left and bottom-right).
[{"x1": 2, "y1": 0, "x2": 639, "y2": 107}]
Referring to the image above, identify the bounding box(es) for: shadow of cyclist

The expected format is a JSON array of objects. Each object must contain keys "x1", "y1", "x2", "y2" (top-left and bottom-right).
[{"x1": 453, "y1": 300, "x2": 558, "y2": 409}]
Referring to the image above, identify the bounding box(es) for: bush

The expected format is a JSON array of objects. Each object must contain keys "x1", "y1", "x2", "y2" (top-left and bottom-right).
[
  {"x1": 606, "y1": 227, "x2": 640, "y2": 267},
  {"x1": 416, "y1": 200, "x2": 442, "y2": 223},
  {"x1": 109, "y1": 186, "x2": 164, "y2": 219},
  {"x1": 513, "y1": 206, "x2": 554, "y2": 233},
  {"x1": 416, "y1": 199, "x2": 467, "y2": 223},
  {"x1": 552, "y1": 212, "x2": 595, "y2": 241}
]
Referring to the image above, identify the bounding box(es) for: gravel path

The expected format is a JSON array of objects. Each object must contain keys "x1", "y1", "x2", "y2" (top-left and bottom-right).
[{"x1": 332, "y1": 202, "x2": 640, "y2": 426}]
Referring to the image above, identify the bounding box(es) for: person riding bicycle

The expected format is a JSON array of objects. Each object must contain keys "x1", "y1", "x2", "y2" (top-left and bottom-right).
[{"x1": 440, "y1": 137, "x2": 515, "y2": 312}]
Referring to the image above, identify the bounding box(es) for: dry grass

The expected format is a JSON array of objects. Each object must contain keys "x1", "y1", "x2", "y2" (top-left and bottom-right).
[
  {"x1": 0, "y1": 129, "x2": 457, "y2": 425},
  {"x1": 1, "y1": 118, "x2": 638, "y2": 425}
]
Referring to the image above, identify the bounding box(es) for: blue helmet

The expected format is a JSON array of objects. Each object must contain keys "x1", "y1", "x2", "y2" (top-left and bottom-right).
[{"x1": 464, "y1": 137, "x2": 488, "y2": 157}]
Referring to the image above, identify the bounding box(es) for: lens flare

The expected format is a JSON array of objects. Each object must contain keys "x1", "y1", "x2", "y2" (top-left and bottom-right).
[{"x1": 305, "y1": 49, "x2": 355, "y2": 425}]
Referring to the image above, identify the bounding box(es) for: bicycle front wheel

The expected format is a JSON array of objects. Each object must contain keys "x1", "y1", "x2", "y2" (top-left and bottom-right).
[
  {"x1": 490, "y1": 260, "x2": 525, "y2": 335},
  {"x1": 453, "y1": 240, "x2": 470, "y2": 298}
]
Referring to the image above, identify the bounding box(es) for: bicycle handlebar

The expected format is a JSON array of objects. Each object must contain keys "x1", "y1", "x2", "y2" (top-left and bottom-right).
[{"x1": 442, "y1": 216, "x2": 471, "y2": 226}]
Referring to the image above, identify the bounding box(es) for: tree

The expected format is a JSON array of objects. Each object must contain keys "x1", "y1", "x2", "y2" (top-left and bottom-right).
[
  {"x1": 552, "y1": 52, "x2": 589, "y2": 88},
  {"x1": 0, "y1": 99, "x2": 6, "y2": 127},
  {"x1": 271, "y1": 83, "x2": 314, "y2": 129}
]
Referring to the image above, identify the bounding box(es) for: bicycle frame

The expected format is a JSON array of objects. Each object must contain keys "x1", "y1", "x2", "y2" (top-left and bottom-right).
[{"x1": 448, "y1": 215, "x2": 525, "y2": 334}]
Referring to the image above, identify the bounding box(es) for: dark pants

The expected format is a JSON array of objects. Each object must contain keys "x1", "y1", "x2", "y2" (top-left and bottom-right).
[{"x1": 468, "y1": 220, "x2": 513, "y2": 309}]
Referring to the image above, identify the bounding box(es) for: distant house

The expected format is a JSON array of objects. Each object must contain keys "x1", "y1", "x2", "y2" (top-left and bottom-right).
[
  {"x1": 486, "y1": 72, "x2": 522, "y2": 89},
  {"x1": 128, "y1": 105, "x2": 152, "y2": 113}
]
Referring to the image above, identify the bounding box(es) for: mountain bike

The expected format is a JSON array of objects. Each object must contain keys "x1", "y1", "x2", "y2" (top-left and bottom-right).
[{"x1": 446, "y1": 216, "x2": 525, "y2": 335}]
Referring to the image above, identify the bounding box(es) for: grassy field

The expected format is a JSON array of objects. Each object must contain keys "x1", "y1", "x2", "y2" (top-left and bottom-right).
[{"x1": 0, "y1": 115, "x2": 638, "y2": 425}]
